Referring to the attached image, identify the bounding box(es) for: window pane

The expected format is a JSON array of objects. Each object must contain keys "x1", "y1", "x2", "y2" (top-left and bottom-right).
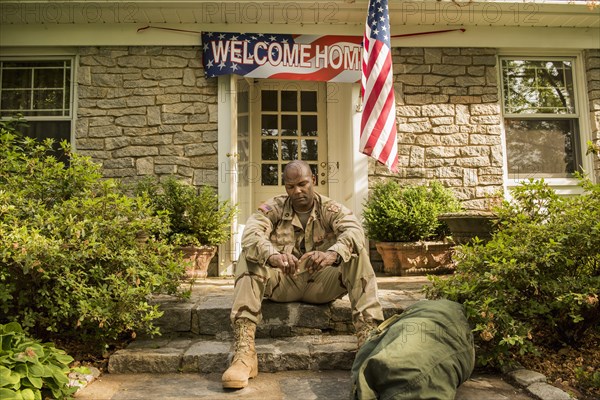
[
  {"x1": 1, "y1": 89, "x2": 31, "y2": 111},
  {"x1": 502, "y1": 59, "x2": 575, "y2": 114},
  {"x1": 261, "y1": 114, "x2": 278, "y2": 136},
  {"x1": 505, "y1": 118, "x2": 580, "y2": 179},
  {"x1": 281, "y1": 139, "x2": 298, "y2": 160},
  {"x1": 301, "y1": 91, "x2": 317, "y2": 111},
  {"x1": 301, "y1": 115, "x2": 318, "y2": 136},
  {"x1": 16, "y1": 120, "x2": 71, "y2": 162},
  {"x1": 281, "y1": 114, "x2": 297, "y2": 135},
  {"x1": 281, "y1": 90, "x2": 297, "y2": 111},
  {"x1": 261, "y1": 139, "x2": 278, "y2": 160},
  {"x1": 1, "y1": 60, "x2": 71, "y2": 118},
  {"x1": 33, "y1": 89, "x2": 63, "y2": 111},
  {"x1": 261, "y1": 90, "x2": 277, "y2": 111},
  {"x1": 2, "y1": 68, "x2": 31, "y2": 89},
  {"x1": 301, "y1": 139, "x2": 318, "y2": 161},
  {"x1": 35, "y1": 68, "x2": 64, "y2": 88},
  {"x1": 261, "y1": 164, "x2": 278, "y2": 185}
]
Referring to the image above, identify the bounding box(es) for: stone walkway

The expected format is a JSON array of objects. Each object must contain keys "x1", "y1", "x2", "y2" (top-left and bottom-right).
[{"x1": 75, "y1": 371, "x2": 535, "y2": 400}]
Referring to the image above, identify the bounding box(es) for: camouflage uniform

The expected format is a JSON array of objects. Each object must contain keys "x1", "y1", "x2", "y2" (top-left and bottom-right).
[{"x1": 230, "y1": 193, "x2": 384, "y2": 331}]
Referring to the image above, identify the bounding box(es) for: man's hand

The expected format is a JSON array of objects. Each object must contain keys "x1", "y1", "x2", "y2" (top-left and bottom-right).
[
  {"x1": 267, "y1": 253, "x2": 299, "y2": 275},
  {"x1": 299, "y1": 251, "x2": 339, "y2": 274}
]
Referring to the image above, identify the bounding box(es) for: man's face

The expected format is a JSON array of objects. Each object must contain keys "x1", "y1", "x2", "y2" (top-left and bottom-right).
[{"x1": 283, "y1": 164, "x2": 315, "y2": 212}]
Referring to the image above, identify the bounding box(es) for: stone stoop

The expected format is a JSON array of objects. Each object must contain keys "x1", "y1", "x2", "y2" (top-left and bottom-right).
[
  {"x1": 108, "y1": 276, "x2": 430, "y2": 374},
  {"x1": 108, "y1": 335, "x2": 358, "y2": 374}
]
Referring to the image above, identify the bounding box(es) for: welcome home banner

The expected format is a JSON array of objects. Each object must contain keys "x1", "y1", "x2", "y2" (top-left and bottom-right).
[{"x1": 201, "y1": 32, "x2": 362, "y2": 82}]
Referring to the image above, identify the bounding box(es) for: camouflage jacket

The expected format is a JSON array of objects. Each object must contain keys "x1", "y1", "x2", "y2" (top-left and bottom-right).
[{"x1": 242, "y1": 193, "x2": 366, "y2": 266}]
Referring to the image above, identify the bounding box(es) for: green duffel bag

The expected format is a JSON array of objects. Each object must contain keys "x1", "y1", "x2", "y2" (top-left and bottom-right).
[{"x1": 351, "y1": 299, "x2": 475, "y2": 400}]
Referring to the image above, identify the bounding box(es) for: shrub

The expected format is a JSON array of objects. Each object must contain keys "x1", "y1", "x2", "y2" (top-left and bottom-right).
[
  {"x1": 0, "y1": 322, "x2": 80, "y2": 400},
  {"x1": 362, "y1": 180, "x2": 462, "y2": 242},
  {"x1": 134, "y1": 176, "x2": 236, "y2": 247},
  {"x1": 0, "y1": 120, "x2": 186, "y2": 352},
  {"x1": 426, "y1": 178, "x2": 600, "y2": 368}
]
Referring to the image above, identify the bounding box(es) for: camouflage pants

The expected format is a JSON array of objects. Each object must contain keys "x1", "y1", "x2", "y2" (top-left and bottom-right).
[{"x1": 230, "y1": 248, "x2": 384, "y2": 331}]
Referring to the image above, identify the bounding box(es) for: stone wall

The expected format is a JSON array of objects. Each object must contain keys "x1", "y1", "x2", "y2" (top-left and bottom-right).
[
  {"x1": 585, "y1": 49, "x2": 600, "y2": 181},
  {"x1": 75, "y1": 46, "x2": 219, "y2": 187},
  {"x1": 370, "y1": 47, "x2": 504, "y2": 211}
]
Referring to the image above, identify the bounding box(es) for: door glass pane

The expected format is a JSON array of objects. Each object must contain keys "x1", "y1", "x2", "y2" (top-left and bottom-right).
[
  {"x1": 281, "y1": 139, "x2": 298, "y2": 160},
  {"x1": 281, "y1": 115, "x2": 297, "y2": 135},
  {"x1": 261, "y1": 139, "x2": 278, "y2": 160},
  {"x1": 309, "y1": 164, "x2": 318, "y2": 186},
  {"x1": 261, "y1": 114, "x2": 278, "y2": 136},
  {"x1": 301, "y1": 115, "x2": 318, "y2": 136},
  {"x1": 261, "y1": 90, "x2": 277, "y2": 111},
  {"x1": 262, "y1": 164, "x2": 278, "y2": 185},
  {"x1": 505, "y1": 118, "x2": 579, "y2": 179},
  {"x1": 301, "y1": 91, "x2": 317, "y2": 111},
  {"x1": 301, "y1": 139, "x2": 318, "y2": 161},
  {"x1": 281, "y1": 90, "x2": 297, "y2": 111}
]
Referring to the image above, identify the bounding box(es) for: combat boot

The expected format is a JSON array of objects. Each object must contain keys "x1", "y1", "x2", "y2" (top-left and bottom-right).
[
  {"x1": 355, "y1": 319, "x2": 379, "y2": 348},
  {"x1": 222, "y1": 318, "x2": 258, "y2": 389}
]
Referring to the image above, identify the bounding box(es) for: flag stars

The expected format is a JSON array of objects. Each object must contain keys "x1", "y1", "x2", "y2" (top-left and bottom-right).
[
  {"x1": 231, "y1": 63, "x2": 239, "y2": 71},
  {"x1": 206, "y1": 59, "x2": 214, "y2": 68},
  {"x1": 218, "y1": 61, "x2": 226, "y2": 70},
  {"x1": 218, "y1": 33, "x2": 225, "y2": 39}
]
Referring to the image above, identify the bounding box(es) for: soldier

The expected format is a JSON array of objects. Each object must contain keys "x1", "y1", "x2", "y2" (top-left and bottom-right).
[{"x1": 222, "y1": 160, "x2": 384, "y2": 389}]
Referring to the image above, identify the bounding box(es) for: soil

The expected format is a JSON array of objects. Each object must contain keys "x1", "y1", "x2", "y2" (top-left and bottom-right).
[{"x1": 515, "y1": 328, "x2": 600, "y2": 400}]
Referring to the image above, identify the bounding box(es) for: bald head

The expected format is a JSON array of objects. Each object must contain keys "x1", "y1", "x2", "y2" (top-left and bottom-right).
[
  {"x1": 283, "y1": 161, "x2": 315, "y2": 212},
  {"x1": 283, "y1": 160, "x2": 312, "y2": 183}
]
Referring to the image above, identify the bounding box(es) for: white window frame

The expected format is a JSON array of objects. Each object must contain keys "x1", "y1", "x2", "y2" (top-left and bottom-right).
[
  {"x1": 498, "y1": 50, "x2": 593, "y2": 196},
  {"x1": 0, "y1": 52, "x2": 77, "y2": 147}
]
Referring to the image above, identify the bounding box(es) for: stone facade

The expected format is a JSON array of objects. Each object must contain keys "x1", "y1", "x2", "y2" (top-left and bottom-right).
[
  {"x1": 369, "y1": 47, "x2": 503, "y2": 211},
  {"x1": 75, "y1": 46, "x2": 218, "y2": 187},
  {"x1": 585, "y1": 49, "x2": 600, "y2": 178}
]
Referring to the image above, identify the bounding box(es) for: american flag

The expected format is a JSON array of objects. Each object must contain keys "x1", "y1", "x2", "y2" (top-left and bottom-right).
[{"x1": 360, "y1": 0, "x2": 398, "y2": 173}]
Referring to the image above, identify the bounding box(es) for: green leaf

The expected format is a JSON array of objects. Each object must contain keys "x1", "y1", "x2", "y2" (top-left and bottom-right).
[
  {"x1": 19, "y1": 388, "x2": 35, "y2": 400},
  {"x1": 25, "y1": 376, "x2": 42, "y2": 390},
  {"x1": 0, "y1": 366, "x2": 20, "y2": 387},
  {"x1": 0, "y1": 387, "x2": 21, "y2": 400}
]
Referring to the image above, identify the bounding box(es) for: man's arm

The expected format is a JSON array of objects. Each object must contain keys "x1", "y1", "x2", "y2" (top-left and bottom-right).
[{"x1": 241, "y1": 211, "x2": 280, "y2": 267}]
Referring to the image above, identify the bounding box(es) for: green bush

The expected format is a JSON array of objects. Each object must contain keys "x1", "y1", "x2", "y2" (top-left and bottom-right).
[
  {"x1": 0, "y1": 120, "x2": 186, "y2": 351},
  {"x1": 134, "y1": 176, "x2": 236, "y2": 247},
  {"x1": 426, "y1": 178, "x2": 600, "y2": 368},
  {"x1": 0, "y1": 322, "x2": 80, "y2": 400},
  {"x1": 362, "y1": 180, "x2": 462, "y2": 242}
]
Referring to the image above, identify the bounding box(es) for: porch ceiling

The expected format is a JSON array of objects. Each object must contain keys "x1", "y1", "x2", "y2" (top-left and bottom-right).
[{"x1": 1, "y1": 0, "x2": 598, "y2": 29}]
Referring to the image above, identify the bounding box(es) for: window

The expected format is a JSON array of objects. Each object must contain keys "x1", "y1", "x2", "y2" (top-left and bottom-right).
[
  {"x1": 501, "y1": 58, "x2": 582, "y2": 181},
  {"x1": 0, "y1": 59, "x2": 73, "y2": 150}
]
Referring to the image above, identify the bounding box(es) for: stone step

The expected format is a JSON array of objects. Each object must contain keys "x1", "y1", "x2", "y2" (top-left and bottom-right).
[
  {"x1": 108, "y1": 334, "x2": 359, "y2": 374},
  {"x1": 154, "y1": 288, "x2": 425, "y2": 338}
]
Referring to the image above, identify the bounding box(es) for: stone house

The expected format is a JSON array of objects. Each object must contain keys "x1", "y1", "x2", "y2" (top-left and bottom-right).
[{"x1": 1, "y1": 0, "x2": 599, "y2": 274}]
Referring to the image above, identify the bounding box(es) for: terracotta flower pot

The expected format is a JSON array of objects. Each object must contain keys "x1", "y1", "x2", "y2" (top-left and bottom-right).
[
  {"x1": 375, "y1": 241, "x2": 454, "y2": 276},
  {"x1": 177, "y1": 245, "x2": 217, "y2": 279}
]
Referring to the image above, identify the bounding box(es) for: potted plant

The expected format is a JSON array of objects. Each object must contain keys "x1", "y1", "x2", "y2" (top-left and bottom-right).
[
  {"x1": 362, "y1": 180, "x2": 462, "y2": 276},
  {"x1": 136, "y1": 176, "x2": 236, "y2": 279}
]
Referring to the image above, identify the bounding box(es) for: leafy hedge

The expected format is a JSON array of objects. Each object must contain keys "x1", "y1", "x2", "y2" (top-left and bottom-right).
[
  {"x1": 362, "y1": 180, "x2": 462, "y2": 242},
  {"x1": 0, "y1": 120, "x2": 186, "y2": 351},
  {"x1": 0, "y1": 322, "x2": 81, "y2": 400},
  {"x1": 426, "y1": 178, "x2": 600, "y2": 368}
]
